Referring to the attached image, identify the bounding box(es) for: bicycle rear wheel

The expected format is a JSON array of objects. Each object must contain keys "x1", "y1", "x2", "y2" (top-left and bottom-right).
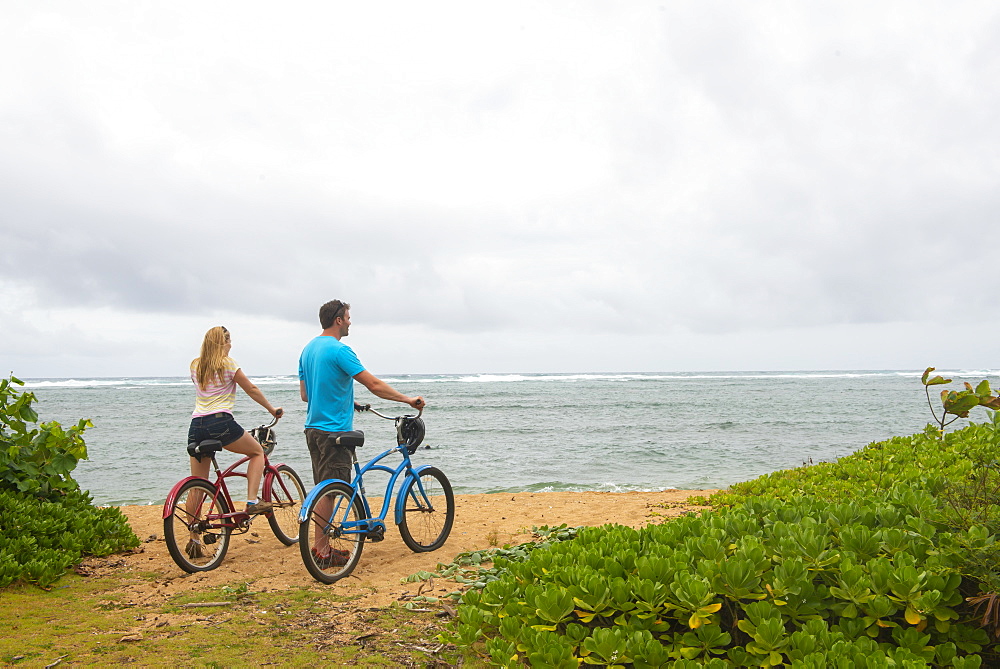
[
  {"x1": 299, "y1": 481, "x2": 365, "y2": 584},
  {"x1": 164, "y1": 479, "x2": 232, "y2": 572},
  {"x1": 265, "y1": 464, "x2": 305, "y2": 546},
  {"x1": 398, "y1": 467, "x2": 455, "y2": 552}
]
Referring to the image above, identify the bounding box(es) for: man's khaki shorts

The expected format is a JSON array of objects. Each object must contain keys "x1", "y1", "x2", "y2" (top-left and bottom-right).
[{"x1": 304, "y1": 428, "x2": 358, "y2": 484}]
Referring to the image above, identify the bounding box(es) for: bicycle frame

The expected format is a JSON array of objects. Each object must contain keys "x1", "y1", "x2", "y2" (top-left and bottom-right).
[
  {"x1": 162, "y1": 453, "x2": 297, "y2": 530},
  {"x1": 297, "y1": 442, "x2": 437, "y2": 537}
]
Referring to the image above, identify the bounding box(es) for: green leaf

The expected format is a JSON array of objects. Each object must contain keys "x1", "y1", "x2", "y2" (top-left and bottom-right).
[
  {"x1": 922, "y1": 366, "x2": 951, "y2": 386},
  {"x1": 941, "y1": 391, "x2": 979, "y2": 417},
  {"x1": 18, "y1": 405, "x2": 38, "y2": 423},
  {"x1": 533, "y1": 587, "x2": 574, "y2": 624}
]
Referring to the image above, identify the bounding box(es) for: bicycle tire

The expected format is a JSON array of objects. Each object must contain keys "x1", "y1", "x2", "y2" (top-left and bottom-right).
[
  {"x1": 164, "y1": 478, "x2": 232, "y2": 572},
  {"x1": 299, "y1": 481, "x2": 366, "y2": 584},
  {"x1": 397, "y1": 467, "x2": 455, "y2": 552},
  {"x1": 265, "y1": 464, "x2": 306, "y2": 546}
]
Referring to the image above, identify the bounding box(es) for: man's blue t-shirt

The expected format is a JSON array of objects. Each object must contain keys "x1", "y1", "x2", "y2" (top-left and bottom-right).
[{"x1": 298, "y1": 336, "x2": 366, "y2": 432}]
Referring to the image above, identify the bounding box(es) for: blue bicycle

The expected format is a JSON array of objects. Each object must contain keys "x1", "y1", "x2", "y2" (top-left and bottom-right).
[{"x1": 297, "y1": 404, "x2": 455, "y2": 584}]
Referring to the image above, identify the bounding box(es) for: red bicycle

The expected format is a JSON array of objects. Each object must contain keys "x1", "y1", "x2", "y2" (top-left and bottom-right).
[{"x1": 162, "y1": 415, "x2": 306, "y2": 572}]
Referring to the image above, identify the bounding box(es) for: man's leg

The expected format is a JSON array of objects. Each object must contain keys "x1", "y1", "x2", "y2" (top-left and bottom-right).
[{"x1": 306, "y1": 430, "x2": 355, "y2": 556}]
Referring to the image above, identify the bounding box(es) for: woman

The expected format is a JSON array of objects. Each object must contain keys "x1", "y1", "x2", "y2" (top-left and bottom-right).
[{"x1": 188, "y1": 326, "x2": 283, "y2": 518}]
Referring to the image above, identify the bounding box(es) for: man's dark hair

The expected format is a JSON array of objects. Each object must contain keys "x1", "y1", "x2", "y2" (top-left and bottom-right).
[{"x1": 319, "y1": 300, "x2": 350, "y2": 329}]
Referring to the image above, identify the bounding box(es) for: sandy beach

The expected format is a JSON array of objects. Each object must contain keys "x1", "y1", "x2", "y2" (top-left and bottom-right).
[{"x1": 87, "y1": 490, "x2": 716, "y2": 610}]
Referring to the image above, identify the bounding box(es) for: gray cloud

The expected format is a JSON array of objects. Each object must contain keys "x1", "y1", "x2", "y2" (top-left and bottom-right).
[{"x1": 2, "y1": 2, "x2": 999, "y2": 376}]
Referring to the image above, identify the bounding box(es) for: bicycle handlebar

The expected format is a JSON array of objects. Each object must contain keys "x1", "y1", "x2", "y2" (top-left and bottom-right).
[
  {"x1": 361, "y1": 404, "x2": 423, "y2": 420},
  {"x1": 262, "y1": 410, "x2": 283, "y2": 429}
]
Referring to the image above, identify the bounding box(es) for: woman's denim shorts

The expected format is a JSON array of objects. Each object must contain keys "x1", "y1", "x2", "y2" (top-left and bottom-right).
[{"x1": 188, "y1": 412, "x2": 245, "y2": 448}]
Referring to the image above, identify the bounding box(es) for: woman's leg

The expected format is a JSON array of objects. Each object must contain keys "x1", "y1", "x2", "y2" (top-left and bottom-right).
[
  {"x1": 186, "y1": 456, "x2": 211, "y2": 544},
  {"x1": 189, "y1": 455, "x2": 211, "y2": 479},
  {"x1": 225, "y1": 432, "x2": 267, "y2": 503}
]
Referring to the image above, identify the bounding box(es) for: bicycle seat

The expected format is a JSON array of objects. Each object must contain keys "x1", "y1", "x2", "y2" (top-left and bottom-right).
[
  {"x1": 330, "y1": 430, "x2": 365, "y2": 448},
  {"x1": 187, "y1": 439, "x2": 224, "y2": 461}
]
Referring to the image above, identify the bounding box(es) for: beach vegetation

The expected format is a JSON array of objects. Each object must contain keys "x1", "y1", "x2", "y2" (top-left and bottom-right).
[
  {"x1": 923, "y1": 367, "x2": 1000, "y2": 433},
  {"x1": 426, "y1": 524, "x2": 581, "y2": 593},
  {"x1": 0, "y1": 374, "x2": 139, "y2": 588},
  {"x1": 444, "y1": 410, "x2": 1000, "y2": 666},
  {"x1": 0, "y1": 375, "x2": 90, "y2": 498}
]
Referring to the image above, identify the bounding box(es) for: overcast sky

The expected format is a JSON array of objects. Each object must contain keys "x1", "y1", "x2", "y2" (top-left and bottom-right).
[{"x1": 2, "y1": 2, "x2": 998, "y2": 378}]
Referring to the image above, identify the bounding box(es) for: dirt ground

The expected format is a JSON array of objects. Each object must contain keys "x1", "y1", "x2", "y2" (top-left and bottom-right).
[
  {"x1": 90, "y1": 490, "x2": 716, "y2": 610},
  {"x1": 69, "y1": 490, "x2": 717, "y2": 656}
]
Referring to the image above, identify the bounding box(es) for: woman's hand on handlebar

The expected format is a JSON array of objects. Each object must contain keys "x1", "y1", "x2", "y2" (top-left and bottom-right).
[
  {"x1": 272, "y1": 407, "x2": 284, "y2": 419},
  {"x1": 409, "y1": 397, "x2": 425, "y2": 409}
]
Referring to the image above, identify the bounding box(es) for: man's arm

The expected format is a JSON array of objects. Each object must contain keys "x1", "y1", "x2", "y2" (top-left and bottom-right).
[
  {"x1": 299, "y1": 379, "x2": 308, "y2": 402},
  {"x1": 353, "y1": 370, "x2": 425, "y2": 409}
]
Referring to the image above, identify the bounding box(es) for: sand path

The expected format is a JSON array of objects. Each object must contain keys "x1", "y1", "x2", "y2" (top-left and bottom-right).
[{"x1": 90, "y1": 490, "x2": 716, "y2": 609}]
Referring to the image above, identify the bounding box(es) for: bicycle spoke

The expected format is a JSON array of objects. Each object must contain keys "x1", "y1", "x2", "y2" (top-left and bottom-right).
[
  {"x1": 299, "y1": 481, "x2": 365, "y2": 584},
  {"x1": 398, "y1": 467, "x2": 454, "y2": 553},
  {"x1": 265, "y1": 464, "x2": 305, "y2": 546},
  {"x1": 164, "y1": 479, "x2": 232, "y2": 572}
]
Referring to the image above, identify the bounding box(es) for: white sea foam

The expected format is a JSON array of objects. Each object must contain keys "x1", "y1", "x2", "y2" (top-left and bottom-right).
[
  {"x1": 247, "y1": 376, "x2": 300, "y2": 385},
  {"x1": 23, "y1": 377, "x2": 190, "y2": 389},
  {"x1": 950, "y1": 369, "x2": 1000, "y2": 378},
  {"x1": 388, "y1": 370, "x2": 933, "y2": 384},
  {"x1": 29, "y1": 369, "x2": 978, "y2": 391}
]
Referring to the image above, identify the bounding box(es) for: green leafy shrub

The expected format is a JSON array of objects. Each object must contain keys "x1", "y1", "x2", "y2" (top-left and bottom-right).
[
  {"x1": 922, "y1": 368, "x2": 1000, "y2": 432},
  {"x1": 430, "y1": 525, "x2": 581, "y2": 590},
  {"x1": 705, "y1": 414, "x2": 1000, "y2": 593},
  {"x1": 0, "y1": 375, "x2": 140, "y2": 588},
  {"x1": 447, "y1": 406, "x2": 1000, "y2": 666},
  {"x1": 0, "y1": 375, "x2": 91, "y2": 498},
  {"x1": 705, "y1": 412, "x2": 1000, "y2": 514},
  {"x1": 446, "y1": 490, "x2": 991, "y2": 666},
  {"x1": 0, "y1": 488, "x2": 139, "y2": 587}
]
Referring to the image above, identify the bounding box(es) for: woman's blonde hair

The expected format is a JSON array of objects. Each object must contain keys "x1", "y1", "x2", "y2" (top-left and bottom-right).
[{"x1": 193, "y1": 326, "x2": 231, "y2": 390}]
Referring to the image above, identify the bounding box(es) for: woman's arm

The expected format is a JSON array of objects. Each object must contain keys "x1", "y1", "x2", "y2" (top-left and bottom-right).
[{"x1": 234, "y1": 369, "x2": 283, "y2": 417}]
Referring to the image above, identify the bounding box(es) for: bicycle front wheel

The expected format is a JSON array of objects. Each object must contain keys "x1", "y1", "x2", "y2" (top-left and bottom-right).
[
  {"x1": 398, "y1": 467, "x2": 455, "y2": 552},
  {"x1": 265, "y1": 464, "x2": 306, "y2": 546},
  {"x1": 163, "y1": 479, "x2": 232, "y2": 572},
  {"x1": 299, "y1": 481, "x2": 365, "y2": 584}
]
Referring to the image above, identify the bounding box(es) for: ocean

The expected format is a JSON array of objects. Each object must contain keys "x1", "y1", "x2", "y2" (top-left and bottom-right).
[{"x1": 20, "y1": 370, "x2": 999, "y2": 507}]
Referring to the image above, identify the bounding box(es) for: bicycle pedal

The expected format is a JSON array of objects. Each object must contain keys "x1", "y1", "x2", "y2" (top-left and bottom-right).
[{"x1": 366, "y1": 527, "x2": 386, "y2": 542}]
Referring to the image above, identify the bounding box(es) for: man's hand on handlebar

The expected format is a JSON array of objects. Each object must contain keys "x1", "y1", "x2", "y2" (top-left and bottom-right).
[
  {"x1": 272, "y1": 407, "x2": 284, "y2": 418},
  {"x1": 355, "y1": 398, "x2": 424, "y2": 414}
]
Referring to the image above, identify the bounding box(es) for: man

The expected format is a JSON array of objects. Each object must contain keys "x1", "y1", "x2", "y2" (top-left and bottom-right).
[{"x1": 298, "y1": 299, "x2": 425, "y2": 566}]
